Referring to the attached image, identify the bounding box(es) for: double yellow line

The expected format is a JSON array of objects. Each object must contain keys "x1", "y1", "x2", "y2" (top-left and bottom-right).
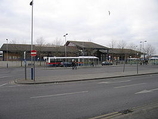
[
  {"x1": 89, "y1": 102, "x2": 158, "y2": 119},
  {"x1": 132, "y1": 102, "x2": 158, "y2": 111},
  {"x1": 89, "y1": 112, "x2": 122, "y2": 119}
]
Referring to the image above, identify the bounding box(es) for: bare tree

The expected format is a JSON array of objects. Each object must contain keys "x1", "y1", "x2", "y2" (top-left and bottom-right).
[
  {"x1": 10, "y1": 40, "x2": 17, "y2": 44},
  {"x1": 55, "y1": 38, "x2": 63, "y2": 46},
  {"x1": 108, "y1": 39, "x2": 117, "y2": 48},
  {"x1": 10, "y1": 44, "x2": 26, "y2": 66},
  {"x1": 128, "y1": 43, "x2": 137, "y2": 50},
  {"x1": 45, "y1": 43, "x2": 55, "y2": 47},
  {"x1": 88, "y1": 39, "x2": 92, "y2": 42},
  {"x1": 145, "y1": 44, "x2": 155, "y2": 56},
  {"x1": 117, "y1": 40, "x2": 128, "y2": 61},
  {"x1": 36, "y1": 37, "x2": 45, "y2": 46},
  {"x1": 36, "y1": 37, "x2": 46, "y2": 66},
  {"x1": 117, "y1": 40, "x2": 127, "y2": 49}
]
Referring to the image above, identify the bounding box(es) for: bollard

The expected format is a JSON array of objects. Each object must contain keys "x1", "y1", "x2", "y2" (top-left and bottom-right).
[{"x1": 31, "y1": 68, "x2": 34, "y2": 80}]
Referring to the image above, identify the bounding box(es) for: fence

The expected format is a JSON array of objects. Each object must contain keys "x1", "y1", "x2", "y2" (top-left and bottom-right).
[{"x1": 0, "y1": 61, "x2": 46, "y2": 67}]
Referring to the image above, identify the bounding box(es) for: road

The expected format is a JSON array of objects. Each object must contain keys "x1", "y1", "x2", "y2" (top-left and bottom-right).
[{"x1": 0, "y1": 67, "x2": 158, "y2": 119}]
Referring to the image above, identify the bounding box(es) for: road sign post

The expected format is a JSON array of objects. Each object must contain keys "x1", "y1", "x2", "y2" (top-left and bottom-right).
[
  {"x1": 31, "y1": 50, "x2": 37, "y2": 57},
  {"x1": 24, "y1": 51, "x2": 27, "y2": 80},
  {"x1": 31, "y1": 50, "x2": 37, "y2": 81}
]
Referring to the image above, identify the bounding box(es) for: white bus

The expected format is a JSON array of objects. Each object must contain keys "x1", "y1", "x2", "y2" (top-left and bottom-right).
[
  {"x1": 44, "y1": 56, "x2": 99, "y2": 67},
  {"x1": 149, "y1": 56, "x2": 158, "y2": 65}
]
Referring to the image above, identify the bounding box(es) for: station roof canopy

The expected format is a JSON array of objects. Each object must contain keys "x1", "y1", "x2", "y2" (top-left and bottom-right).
[
  {"x1": 0, "y1": 44, "x2": 78, "y2": 52},
  {"x1": 109, "y1": 48, "x2": 142, "y2": 54},
  {"x1": 66, "y1": 41, "x2": 109, "y2": 50}
]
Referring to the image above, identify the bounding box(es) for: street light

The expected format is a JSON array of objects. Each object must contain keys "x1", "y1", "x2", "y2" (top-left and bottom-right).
[
  {"x1": 6, "y1": 39, "x2": 8, "y2": 68},
  {"x1": 63, "y1": 33, "x2": 68, "y2": 57},
  {"x1": 30, "y1": 0, "x2": 34, "y2": 55},
  {"x1": 140, "y1": 41, "x2": 147, "y2": 60},
  {"x1": 136, "y1": 52, "x2": 139, "y2": 74},
  {"x1": 30, "y1": 0, "x2": 35, "y2": 81}
]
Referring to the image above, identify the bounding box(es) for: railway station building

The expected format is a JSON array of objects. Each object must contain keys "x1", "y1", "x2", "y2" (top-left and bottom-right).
[{"x1": 0, "y1": 41, "x2": 140, "y2": 62}]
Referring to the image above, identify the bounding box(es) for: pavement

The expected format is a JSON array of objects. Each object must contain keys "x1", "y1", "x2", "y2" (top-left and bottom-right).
[
  {"x1": 14, "y1": 64, "x2": 158, "y2": 119},
  {"x1": 14, "y1": 65, "x2": 158, "y2": 84}
]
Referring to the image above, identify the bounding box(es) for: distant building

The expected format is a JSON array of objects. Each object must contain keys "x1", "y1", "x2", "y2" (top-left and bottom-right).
[
  {"x1": 0, "y1": 43, "x2": 78, "y2": 61},
  {"x1": 108, "y1": 48, "x2": 141, "y2": 61},
  {"x1": 66, "y1": 41, "x2": 109, "y2": 61},
  {"x1": 149, "y1": 55, "x2": 158, "y2": 65},
  {"x1": 0, "y1": 51, "x2": 3, "y2": 61},
  {"x1": 0, "y1": 41, "x2": 141, "y2": 62}
]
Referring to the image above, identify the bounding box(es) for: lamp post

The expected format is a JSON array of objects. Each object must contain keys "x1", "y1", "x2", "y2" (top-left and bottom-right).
[
  {"x1": 6, "y1": 39, "x2": 8, "y2": 68},
  {"x1": 30, "y1": 0, "x2": 34, "y2": 56},
  {"x1": 63, "y1": 33, "x2": 68, "y2": 57},
  {"x1": 136, "y1": 53, "x2": 139, "y2": 74},
  {"x1": 140, "y1": 41, "x2": 147, "y2": 60},
  {"x1": 30, "y1": 0, "x2": 35, "y2": 81}
]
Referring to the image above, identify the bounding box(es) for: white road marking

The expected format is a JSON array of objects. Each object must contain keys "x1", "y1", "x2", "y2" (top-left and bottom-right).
[
  {"x1": 7, "y1": 85, "x2": 24, "y2": 88},
  {"x1": 30, "y1": 91, "x2": 88, "y2": 99},
  {"x1": 0, "y1": 83, "x2": 8, "y2": 87},
  {"x1": 0, "y1": 76, "x2": 11, "y2": 79},
  {"x1": 135, "y1": 88, "x2": 158, "y2": 94},
  {"x1": 114, "y1": 83, "x2": 146, "y2": 89},
  {"x1": 98, "y1": 80, "x2": 131, "y2": 84}
]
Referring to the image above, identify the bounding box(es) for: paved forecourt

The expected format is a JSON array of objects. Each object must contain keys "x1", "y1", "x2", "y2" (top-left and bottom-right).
[{"x1": 15, "y1": 64, "x2": 158, "y2": 84}]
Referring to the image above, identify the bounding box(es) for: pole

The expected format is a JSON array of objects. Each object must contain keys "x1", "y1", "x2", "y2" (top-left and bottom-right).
[
  {"x1": 24, "y1": 51, "x2": 27, "y2": 80},
  {"x1": 64, "y1": 33, "x2": 68, "y2": 57},
  {"x1": 64, "y1": 36, "x2": 66, "y2": 57},
  {"x1": 123, "y1": 53, "x2": 126, "y2": 72},
  {"x1": 34, "y1": 56, "x2": 35, "y2": 81},
  {"x1": 140, "y1": 41, "x2": 147, "y2": 61},
  {"x1": 136, "y1": 53, "x2": 139, "y2": 74},
  {"x1": 123, "y1": 60, "x2": 125, "y2": 72},
  {"x1": 64, "y1": 33, "x2": 68, "y2": 67},
  {"x1": 137, "y1": 59, "x2": 139, "y2": 74},
  {"x1": 30, "y1": 0, "x2": 35, "y2": 81},
  {"x1": 31, "y1": 0, "x2": 34, "y2": 52},
  {"x1": 6, "y1": 39, "x2": 8, "y2": 68},
  {"x1": 143, "y1": 41, "x2": 147, "y2": 60}
]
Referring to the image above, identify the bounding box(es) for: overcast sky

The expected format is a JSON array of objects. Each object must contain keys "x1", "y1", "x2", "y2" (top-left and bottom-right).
[{"x1": 0, "y1": 0, "x2": 158, "y2": 54}]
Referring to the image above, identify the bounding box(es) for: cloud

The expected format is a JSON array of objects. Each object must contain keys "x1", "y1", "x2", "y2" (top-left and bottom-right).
[{"x1": 0, "y1": 0, "x2": 158, "y2": 54}]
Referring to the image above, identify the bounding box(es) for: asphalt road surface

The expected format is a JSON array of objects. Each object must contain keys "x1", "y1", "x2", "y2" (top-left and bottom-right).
[{"x1": 0, "y1": 69, "x2": 158, "y2": 119}]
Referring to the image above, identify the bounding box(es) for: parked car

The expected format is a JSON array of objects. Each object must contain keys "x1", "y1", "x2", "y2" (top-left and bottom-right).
[
  {"x1": 102, "y1": 61, "x2": 113, "y2": 66},
  {"x1": 60, "y1": 62, "x2": 72, "y2": 67}
]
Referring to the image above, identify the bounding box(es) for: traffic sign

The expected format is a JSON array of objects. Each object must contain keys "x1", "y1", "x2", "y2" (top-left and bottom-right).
[{"x1": 31, "y1": 50, "x2": 37, "y2": 56}]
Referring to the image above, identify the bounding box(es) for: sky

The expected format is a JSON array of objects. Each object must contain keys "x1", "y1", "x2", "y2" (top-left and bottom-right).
[{"x1": 0, "y1": 0, "x2": 158, "y2": 54}]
